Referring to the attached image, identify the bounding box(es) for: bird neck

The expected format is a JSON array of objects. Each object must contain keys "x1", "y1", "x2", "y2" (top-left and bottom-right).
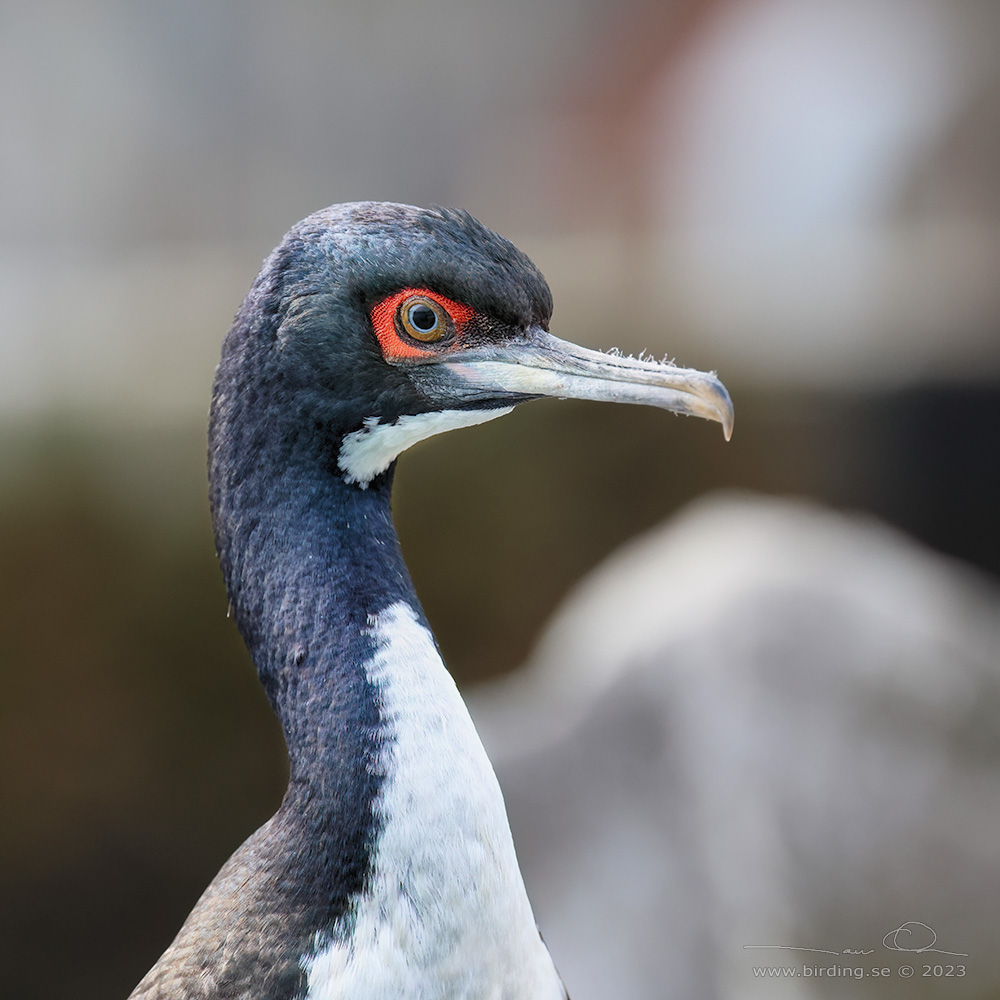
[
  {"x1": 209, "y1": 413, "x2": 417, "y2": 774},
  {"x1": 205, "y1": 371, "x2": 564, "y2": 998}
]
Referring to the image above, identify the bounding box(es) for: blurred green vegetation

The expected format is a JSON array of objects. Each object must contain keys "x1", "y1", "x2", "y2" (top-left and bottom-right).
[{"x1": 1, "y1": 382, "x2": 998, "y2": 997}]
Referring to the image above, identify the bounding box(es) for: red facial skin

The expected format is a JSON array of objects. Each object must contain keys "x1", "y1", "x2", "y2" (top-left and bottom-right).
[{"x1": 370, "y1": 288, "x2": 475, "y2": 361}]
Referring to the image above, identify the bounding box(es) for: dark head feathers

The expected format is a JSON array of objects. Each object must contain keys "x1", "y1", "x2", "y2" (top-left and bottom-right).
[{"x1": 267, "y1": 202, "x2": 553, "y2": 332}]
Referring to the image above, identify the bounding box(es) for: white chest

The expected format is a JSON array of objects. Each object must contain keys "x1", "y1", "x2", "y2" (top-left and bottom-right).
[{"x1": 304, "y1": 601, "x2": 564, "y2": 1000}]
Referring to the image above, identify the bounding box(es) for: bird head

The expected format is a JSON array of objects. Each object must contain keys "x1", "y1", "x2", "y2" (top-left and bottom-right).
[{"x1": 213, "y1": 201, "x2": 733, "y2": 490}]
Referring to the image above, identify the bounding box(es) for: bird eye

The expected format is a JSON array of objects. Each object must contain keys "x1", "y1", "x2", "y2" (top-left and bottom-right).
[{"x1": 399, "y1": 296, "x2": 449, "y2": 342}]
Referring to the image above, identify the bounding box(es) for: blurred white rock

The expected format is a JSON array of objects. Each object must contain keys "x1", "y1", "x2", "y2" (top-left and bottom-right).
[{"x1": 470, "y1": 494, "x2": 1000, "y2": 1000}]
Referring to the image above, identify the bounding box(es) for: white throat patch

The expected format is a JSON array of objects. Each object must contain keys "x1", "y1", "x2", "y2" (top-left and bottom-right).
[{"x1": 338, "y1": 408, "x2": 514, "y2": 487}]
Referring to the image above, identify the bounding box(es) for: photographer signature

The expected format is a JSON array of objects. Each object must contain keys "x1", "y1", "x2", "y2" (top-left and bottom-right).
[{"x1": 743, "y1": 920, "x2": 968, "y2": 957}]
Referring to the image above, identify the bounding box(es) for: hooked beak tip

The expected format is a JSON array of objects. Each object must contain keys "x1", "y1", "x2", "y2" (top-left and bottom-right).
[{"x1": 713, "y1": 381, "x2": 735, "y2": 441}]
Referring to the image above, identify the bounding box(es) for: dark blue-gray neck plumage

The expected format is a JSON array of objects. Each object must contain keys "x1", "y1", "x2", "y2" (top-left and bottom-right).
[{"x1": 209, "y1": 355, "x2": 410, "y2": 744}]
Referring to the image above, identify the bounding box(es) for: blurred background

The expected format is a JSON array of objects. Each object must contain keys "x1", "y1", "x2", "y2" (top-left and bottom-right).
[{"x1": 1, "y1": 1, "x2": 998, "y2": 997}]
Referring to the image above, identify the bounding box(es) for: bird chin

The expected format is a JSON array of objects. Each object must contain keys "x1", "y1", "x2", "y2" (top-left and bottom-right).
[{"x1": 337, "y1": 406, "x2": 515, "y2": 488}]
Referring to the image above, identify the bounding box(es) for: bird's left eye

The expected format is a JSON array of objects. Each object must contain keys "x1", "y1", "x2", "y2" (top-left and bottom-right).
[{"x1": 399, "y1": 296, "x2": 449, "y2": 342}]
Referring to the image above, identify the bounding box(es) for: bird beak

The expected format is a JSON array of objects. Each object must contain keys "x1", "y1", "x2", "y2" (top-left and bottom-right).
[{"x1": 436, "y1": 329, "x2": 734, "y2": 440}]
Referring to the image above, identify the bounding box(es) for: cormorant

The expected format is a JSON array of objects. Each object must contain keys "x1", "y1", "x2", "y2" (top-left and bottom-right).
[{"x1": 128, "y1": 202, "x2": 732, "y2": 1000}]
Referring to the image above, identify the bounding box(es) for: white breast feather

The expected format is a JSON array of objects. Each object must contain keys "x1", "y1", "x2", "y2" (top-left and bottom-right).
[{"x1": 304, "y1": 601, "x2": 564, "y2": 1000}]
